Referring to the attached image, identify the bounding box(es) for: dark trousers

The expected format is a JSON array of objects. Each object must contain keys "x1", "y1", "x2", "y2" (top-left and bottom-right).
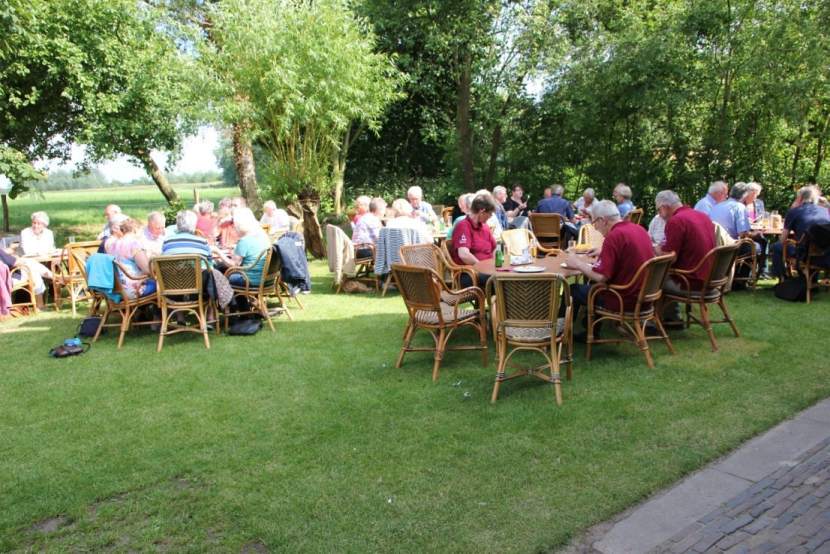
[{"x1": 459, "y1": 272, "x2": 490, "y2": 289}]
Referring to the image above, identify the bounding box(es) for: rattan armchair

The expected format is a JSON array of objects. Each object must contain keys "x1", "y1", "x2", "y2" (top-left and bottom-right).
[
  {"x1": 586, "y1": 253, "x2": 676, "y2": 368},
  {"x1": 732, "y1": 237, "x2": 759, "y2": 291},
  {"x1": 9, "y1": 262, "x2": 37, "y2": 314},
  {"x1": 400, "y1": 243, "x2": 476, "y2": 290},
  {"x1": 803, "y1": 243, "x2": 830, "y2": 304},
  {"x1": 528, "y1": 213, "x2": 562, "y2": 250},
  {"x1": 625, "y1": 208, "x2": 644, "y2": 225},
  {"x1": 52, "y1": 240, "x2": 101, "y2": 315},
  {"x1": 391, "y1": 263, "x2": 488, "y2": 382},
  {"x1": 577, "y1": 223, "x2": 604, "y2": 250},
  {"x1": 152, "y1": 255, "x2": 217, "y2": 352},
  {"x1": 440, "y1": 239, "x2": 479, "y2": 286},
  {"x1": 486, "y1": 273, "x2": 573, "y2": 405},
  {"x1": 501, "y1": 228, "x2": 559, "y2": 257},
  {"x1": 662, "y1": 243, "x2": 740, "y2": 351},
  {"x1": 78, "y1": 257, "x2": 159, "y2": 349},
  {"x1": 225, "y1": 247, "x2": 291, "y2": 331}
]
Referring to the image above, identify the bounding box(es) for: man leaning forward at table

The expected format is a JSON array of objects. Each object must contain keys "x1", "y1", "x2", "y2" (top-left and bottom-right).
[{"x1": 563, "y1": 200, "x2": 654, "y2": 342}]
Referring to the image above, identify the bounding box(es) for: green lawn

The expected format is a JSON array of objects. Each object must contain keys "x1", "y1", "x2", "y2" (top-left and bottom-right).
[
  {"x1": 4, "y1": 184, "x2": 238, "y2": 245},
  {"x1": 1, "y1": 257, "x2": 829, "y2": 552}
]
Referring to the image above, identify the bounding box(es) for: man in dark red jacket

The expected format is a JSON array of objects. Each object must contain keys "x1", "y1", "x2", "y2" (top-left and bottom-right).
[
  {"x1": 564, "y1": 200, "x2": 654, "y2": 340},
  {"x1": 654, "y1": 190, "x2": 715, "y2": 293}
]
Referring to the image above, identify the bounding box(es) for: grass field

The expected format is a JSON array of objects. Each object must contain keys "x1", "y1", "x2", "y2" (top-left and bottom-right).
[
  {"x1": 4, "y1": 184, "x2": 238, "y2": 245},
  {"x1": 1, "y1": 189, "x2": 829, "y2": 552}
]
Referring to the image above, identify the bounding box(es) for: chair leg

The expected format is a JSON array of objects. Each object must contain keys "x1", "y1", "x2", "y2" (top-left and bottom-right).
[
  {"x1": 382, "y1": 275, "x2": 391, "y2": 297},
  {"x1": 585, "y1": 310, "x2": 595, "y2": 361},
  {"x1": 550, "y1": 348, "x2": 563, "y2": 406},
  {"x1": 117, "y1": 306, "x2": 131, "y2": 349},
  {"x1": 93, "y1": 306, "x2": 109, "y2": 343},
  {"x1": 198, "y1": 307, "x2": 211, "y2": 349},
  {"x1": 432, "y1": 328, "x2": 446, "y2": 382},
  {"x1": 491, "y1": 337, "x2": 506, "y2": 403},
  {"x1": 477, "y1": 317, "x2": 488, "y2": 367},
  {"x1": 157, "y1": 304, "x2": 168, "y2": 353},
  {"x1": 396, "y1": 322, "x2": 415, "y2": 368},
  {"x1": 718, "y1": 298, "x2": 740, "y2": 338},
  {"x1": 634, "y1": 320, "x2": 654, "y2": 368},
  {"x1": 260, "y1": 298, "x2": 275, "y2": 332},
  {"x1": 654, "y1": 315, "x2": 675, "y2": 354},
  {"x1": 700, "y1": 303, "x2": 718, "y2": 352}
]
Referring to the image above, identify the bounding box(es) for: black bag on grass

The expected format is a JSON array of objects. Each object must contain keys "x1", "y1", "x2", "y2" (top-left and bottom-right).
[
  {"x1": 228, "y1": 318, "x2": 262, "y2": 336},
  {"x1": 773, "y1": 275, "x2": 807, "y2": 302},
  {"x1": 78, "y1": 316, "x2": 104, "y2": 338}
]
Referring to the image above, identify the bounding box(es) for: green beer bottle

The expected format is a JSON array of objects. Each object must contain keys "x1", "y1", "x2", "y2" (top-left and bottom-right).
[{"x1": 495, "y1": 240, "x2": 504, "y2": 267}]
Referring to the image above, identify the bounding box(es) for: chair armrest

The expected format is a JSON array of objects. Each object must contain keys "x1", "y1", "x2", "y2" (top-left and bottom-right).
[
  {"x1": 587, "y1": 282, "x2": 625, "y2": 316},
  {"x1": 113, "y1": 261, "x2": 149, "y2": 282}
]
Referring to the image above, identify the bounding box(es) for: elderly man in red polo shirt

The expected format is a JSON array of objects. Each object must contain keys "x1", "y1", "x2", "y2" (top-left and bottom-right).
[
  {"x1": 653, "y1": 190, "x2": 715, "y2": 296},
  {"x1": 450, "y1": 193, "x2": 497, "y2": 288},
  {"x1": 564, "y1": 199, "x2": 654, "y2": 340}
]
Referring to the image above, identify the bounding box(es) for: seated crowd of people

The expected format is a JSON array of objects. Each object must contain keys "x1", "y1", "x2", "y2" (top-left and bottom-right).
[{"x1": 0, "y1": 196, "x2": 300, "y2": 316}]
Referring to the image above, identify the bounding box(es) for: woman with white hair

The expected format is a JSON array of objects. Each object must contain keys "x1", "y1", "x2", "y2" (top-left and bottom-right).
[
  {"x1": 20, "y1": 211, "x2": 56, "y2": 256},
  {"x1": 195, "y1": 200, "x2": 217, "y2": 244},
  {"x1": 105, "y1": 216, "x2": 156, "y2": 299},
  {"x1": 744, "y1": 182, "x2": 765, "y2": 222},
  {"x1": 260, "y1": 200, "x2": 290, "y2": 231},
  {"x1": 213, "y1": 207, "x2": 271, "y2": 287},
  {"x1": 612, "y1": 183, "x2": 634, "y2": 218}
]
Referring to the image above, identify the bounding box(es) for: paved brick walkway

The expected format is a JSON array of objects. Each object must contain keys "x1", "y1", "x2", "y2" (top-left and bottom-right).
[{"x1": 654, "y1": 437, "x2": 830, "y2": 553}]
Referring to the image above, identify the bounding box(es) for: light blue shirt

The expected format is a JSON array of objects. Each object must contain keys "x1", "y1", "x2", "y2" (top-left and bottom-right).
[
  {"x1": 234, "y1": 234, "x2": 271, "y2": 285},
  {"x1": 413, "y1": 201, "x2": 436, "y2": 225},
  {"x1": 617, "y1": 200, "x2": 634, "y2": 218},
  {"x1": 710, "y1": 198, "x2": 750, "y2": 239},
  {"x1": 694, "y1": 194, "x2": 719, "y2": 216}
]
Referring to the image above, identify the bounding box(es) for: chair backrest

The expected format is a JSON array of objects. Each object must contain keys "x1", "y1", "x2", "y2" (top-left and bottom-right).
[
  {"x1": 391, "y1": 263, "x2": 442, "y2": 314},
  {"x1": 262, "y1": 247, "x2": 282, "y2": 287},
  {"x1": 441, "y1": 206, "x2": 454, "y2": 224},
  {"x1": 491, "y1": 273, "x2": 567, "y2": 330},
  {"x1": 400, "y1": 243, "x2": 444, "y2": 274},
  {"x1": 529, "y1": 213, "x2": 561, "y2": 241},
  {"x1": 577, "y1": 223, "x2": 604, "y2": 249},
  {"x1": 65, "y1": 241, "x2": 102, "y2": 277},
  {"x1": 152, "y1": 255, "x2": 203, "y2": 298},
  {"x1": 625, "y1": 208, "x2": 644, "y2": 225},
  {"x1": 500, "y1": 229, "x2": 533, "y2": 257},
  {"x1": 702, "y1": 243, "x2": 740, "y2": 290},
  {"x1": 623, "y1": 253, "x2": 675, "y2": 311}
]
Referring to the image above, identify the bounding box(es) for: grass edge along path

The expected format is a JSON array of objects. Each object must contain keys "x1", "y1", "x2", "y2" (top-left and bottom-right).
[{"x1": 1, "y1": 265, "x2": 828, "y2": 552}]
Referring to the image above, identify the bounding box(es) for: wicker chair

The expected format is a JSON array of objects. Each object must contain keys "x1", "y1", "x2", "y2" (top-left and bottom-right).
[
  {"x1": 663, "y1": 243, "x2": 740, "y2": 351},
  {"x1": 501, "y1": 228, "x2": 559, "y2": 258},
  {"x1": 400, "y1": 243, "x2": 476, "y2": 290},
  {"x1": 625, "y1": 208, "x2": 644, "y2": 225},
  {"x1": 440, "y1": 239, "x2": 479, "y2": 284},
  {"x1": 152, "y1": 255, "x2": 217, "y2": 352},
  {"x1": 803, "y1": 243, "x2": 830, "y2": 304},
  {"x1": 441, "y1": 206, "x2": 455, "y2": 225},
  {"x1": 9, "y1": 263, "x2": 37, "y2": 314},
  {"x1": 732, "y1": 237, "x2": 759, "y2": 291},
  {"x1": 80, "y1": 258, "x2": 160, "y2": 349},
  {"x1": 528, "y1": 213, "x2": 563, "y2": 250},
  {"x1": 225, "y1": 247, "x2": 291, "y2": 331},
  {"x1": 586, "y1": 253, "x2": 677, "y2": 368},
  {"x1": 779, "y1": 233, "x2": 799, "y2": 282},
  {"x1": 577, "y1": 223, "x2": 604, "y2": 250},
  {"x1": 51, "y1": 240, "x2": 101, "y2": 315},
  {"x1": 391, "y1": 263, "x2": 487, "y2": 382},
  {"x1": 486, "y1": 274, "x2": 573, "y2": 405}
]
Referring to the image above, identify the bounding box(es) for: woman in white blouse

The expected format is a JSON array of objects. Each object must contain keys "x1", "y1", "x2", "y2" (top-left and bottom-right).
[{"x1": 20, "y1": 211, "x2": 56, "y2": 257}]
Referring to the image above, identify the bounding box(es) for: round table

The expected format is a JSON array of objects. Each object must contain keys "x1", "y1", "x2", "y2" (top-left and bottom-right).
[{"x1": 473, "y1": 251, "x2": 586, "y2": 279}]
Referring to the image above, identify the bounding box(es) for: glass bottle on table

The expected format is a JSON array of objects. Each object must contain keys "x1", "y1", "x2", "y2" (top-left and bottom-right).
[
  {"x1": 494, "y1": 240, "x2": 504, "y2": 268},
  {"x1": 530, "y1": 238, "x2": 538, "y2": 259}
]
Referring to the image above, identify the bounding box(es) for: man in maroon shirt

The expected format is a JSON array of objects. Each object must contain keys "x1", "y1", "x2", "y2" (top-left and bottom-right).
[
  {"x1": 450, "y1": 193, "x2": 497, "y2": 287},
  {"x1": 654, "y1": 190, "x2": 715, "y2": 293},
  {"x1": 564, "y1": 200, "x2": 655, "y2": 340}
]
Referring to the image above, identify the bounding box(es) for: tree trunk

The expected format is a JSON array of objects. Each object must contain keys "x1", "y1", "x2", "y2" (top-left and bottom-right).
[
  {"x1": 1, "y1": 194, "x2": 8, "y2": 233},
  {"x1": 456, "y1": 49, "x2": 475, "y2": 191},
  {"x1": 484, "y1": 123, "x2": 502, "y2": 189},
  {"x1": 813, "y1": 113, "x2": 830, "y2": 181},
  {"x1": 232, "y1": 122, "x2": 262, "y2": 214},
  {"x1": 332, "y1": 127, "x2": 351, "y2": 216},
  {"x1": 135, "y1": 149, "x2": 179, "y2": 204},
  {"x1": 790, "y1": 126, "x2": 805, "y2": 186},
  {"x1": 298, "y1": 190, "x2": 325, "y2": 258}
]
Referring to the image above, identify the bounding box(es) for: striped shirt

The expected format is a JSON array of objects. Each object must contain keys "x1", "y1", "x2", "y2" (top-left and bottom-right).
[{"x1": 161, "y1": 232, "x2": 212, "y2": 268}]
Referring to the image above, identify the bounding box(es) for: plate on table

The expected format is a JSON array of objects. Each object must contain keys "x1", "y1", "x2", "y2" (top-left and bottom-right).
[{"x1": 514, "y1": 265, "x2": 545, "y2": 273}]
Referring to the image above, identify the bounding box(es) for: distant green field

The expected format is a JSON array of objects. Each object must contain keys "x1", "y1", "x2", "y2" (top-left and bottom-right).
[{"x1": 4, "y1": 184, "x2": 238, "y2": 244}]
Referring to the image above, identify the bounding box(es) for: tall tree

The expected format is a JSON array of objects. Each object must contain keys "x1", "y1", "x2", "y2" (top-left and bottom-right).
[{"x1": 205, "y1": 0, "x2": 403, "y2": 255}]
